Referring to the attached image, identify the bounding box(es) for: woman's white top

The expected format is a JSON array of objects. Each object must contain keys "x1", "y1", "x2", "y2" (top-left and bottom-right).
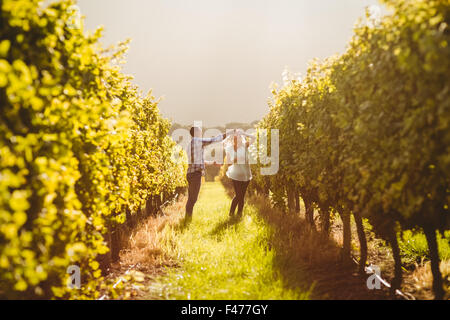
[{"x1": 225, "y1": 132, "x2": 256, "y2": 182}]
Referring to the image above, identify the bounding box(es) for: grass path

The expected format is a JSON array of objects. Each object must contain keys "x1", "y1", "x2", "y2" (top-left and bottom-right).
[
  {"x1": 117, "y1": 182, "x2": 447, "y2": 300},
  {"x1": 148, "y1": 182, "x2": 311, "y2": 300}
]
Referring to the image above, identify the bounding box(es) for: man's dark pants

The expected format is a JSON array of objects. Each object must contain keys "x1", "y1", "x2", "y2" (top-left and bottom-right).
[{"x1": 185, "y1": 171, "x2": 202, "y2": 217}]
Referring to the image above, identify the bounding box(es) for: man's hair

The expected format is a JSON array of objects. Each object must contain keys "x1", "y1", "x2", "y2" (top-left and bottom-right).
[{"x1": 190, "y1": 127, "x2": 199, "y2": 137}]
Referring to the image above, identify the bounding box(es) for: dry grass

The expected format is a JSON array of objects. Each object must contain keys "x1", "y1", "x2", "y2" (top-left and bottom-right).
[
  {"x1": 409, "y1": 260, "x2": 450, "y2": 300},
  {"x1": 101, "y1": 195, "x2": 187, "y2": 300},
  {"x1": 252, "y1": 195, "x2": 340, "y2": 266},
  {"x1": 118, "y1": 196, "x2": 186, "y2": 273}
]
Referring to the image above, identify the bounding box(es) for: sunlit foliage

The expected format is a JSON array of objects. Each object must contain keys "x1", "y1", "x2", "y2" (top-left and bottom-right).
[{"x1": 0, "y1": 0, "x2": 186, "y2": 299}]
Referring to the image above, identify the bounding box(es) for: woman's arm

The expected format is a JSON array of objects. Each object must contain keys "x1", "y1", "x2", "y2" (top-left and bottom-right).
[
  {"x1": 237, "y1": 130, "x2": 256, "y2": 148},
  {"x1": 200, "y1": 130, "x2": 236, "y2": 147}
]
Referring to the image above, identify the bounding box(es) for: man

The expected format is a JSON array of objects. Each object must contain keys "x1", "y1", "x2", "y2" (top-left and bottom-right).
[{"x1": 185, "y1": 126, "x2": 233, "y2": 220}]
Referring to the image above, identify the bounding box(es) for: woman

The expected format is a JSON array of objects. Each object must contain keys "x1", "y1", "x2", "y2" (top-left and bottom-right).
[{"x1": 224, "y1": 130, "x2": 256, "y2": 218}]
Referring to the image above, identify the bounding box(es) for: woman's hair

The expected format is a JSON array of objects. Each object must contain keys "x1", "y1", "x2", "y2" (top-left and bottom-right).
[
  {"x1": 224, "y1": 133, "x2": 246, "y2": 150},
  {"x1": 224, "y1": 134, "x2": 249, "y2": 165}
]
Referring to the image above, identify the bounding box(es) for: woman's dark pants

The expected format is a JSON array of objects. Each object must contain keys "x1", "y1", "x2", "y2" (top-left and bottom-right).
[{"x1": 229, "y1": 179, "x2": 250, "y2": 217}]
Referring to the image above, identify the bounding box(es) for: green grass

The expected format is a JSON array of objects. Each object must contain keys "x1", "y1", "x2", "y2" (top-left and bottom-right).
[
  {"x1": 399, "y1": 230, "x2": 450, "y2": 266},
  {"x1": 152, "y1": 182, "x2": 311, "y2": 300},
  {"x1": 360, "y1": 217, "x2": 450, "y2": 268}
]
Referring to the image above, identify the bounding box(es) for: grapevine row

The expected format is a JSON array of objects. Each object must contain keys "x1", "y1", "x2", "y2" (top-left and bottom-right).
[
  {"x1": 0, "y1": 0, "x2": 186, "y2": 299},
  {"x1": 252, "y1": 0, "x2": 449, "y2": 299}
]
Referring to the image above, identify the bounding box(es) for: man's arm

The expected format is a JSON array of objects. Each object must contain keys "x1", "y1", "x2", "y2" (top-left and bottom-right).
[{"x1": 200, "y1": 131, "x2": 232, "y2": 147}]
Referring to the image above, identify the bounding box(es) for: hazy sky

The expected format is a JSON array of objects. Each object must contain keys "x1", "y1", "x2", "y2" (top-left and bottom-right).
[{"x1": 77, "y1": 0, "x2": 382, "y2": 127}]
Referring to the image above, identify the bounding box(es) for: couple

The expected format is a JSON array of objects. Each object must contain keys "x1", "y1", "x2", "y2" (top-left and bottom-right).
[{"x1": 185, "y1": 126, "x2": 256, "y2": 221}]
